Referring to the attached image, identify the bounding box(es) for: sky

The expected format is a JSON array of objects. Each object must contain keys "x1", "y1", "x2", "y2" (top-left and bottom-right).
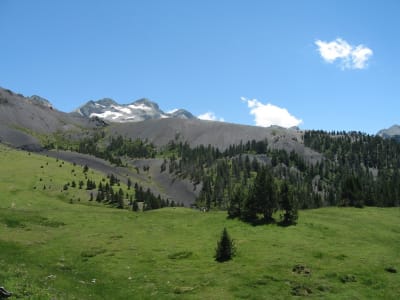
[{"x1": 1, "y1": 0, "x2": 400, "y2": 134}]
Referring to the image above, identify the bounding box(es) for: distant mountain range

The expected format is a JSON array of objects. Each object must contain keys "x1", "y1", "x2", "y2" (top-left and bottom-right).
[
  {"x1": 75, "y1": 98, "x2": 196, "y2": 123},
  {"x1": 1, "y1": 86, "x2": 400, "y2": 151},
  {"x1": 0, "y1": 87, "x2": 318, "y2": 159}
]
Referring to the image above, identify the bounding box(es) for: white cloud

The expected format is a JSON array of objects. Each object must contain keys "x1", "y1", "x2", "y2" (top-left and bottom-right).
[
  {"x1": 315, "y1": 38, "x2": 373, "y2": 70},
  {"x1": 351, "y1": 45, "x2": 373, "y2": 69},
  {"x1": 241, "y1": 97, "x2": 302, "y2": 128},
  {"x1": 198, "y1": 112, "x2": 224, "y2": 122}
]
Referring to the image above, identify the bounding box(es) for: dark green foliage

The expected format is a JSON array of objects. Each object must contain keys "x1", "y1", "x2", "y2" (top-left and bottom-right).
[
  {"x1": 260, "y1": 168, "x2": 277, "y2": 222},
  {"x1": 279, "y1": 181, "x2": 298, "y2": 226},
  {"x1": 134, "y1": 183, "x2": 170, "y2": 210},
  {"x1": 131, "y1": 200, "x2": 139, "y2": 211},
  {"x1": 106, "y1": 135, "x2": 156, "y2": 158},
  {"x1": 86, "y1": 179, "x2": 96, "y2": 190},
  {"x1": 108, "y1": 174, "x2": 119, "y2": 186},
  {"x1": 304, "y1": 130, "x2": 400, "y2": 207},
  {"x1": 227, "y1": 185, "x2": 245, "y2": 219},
  {"x1": 229, "y1": 166, "x2": 279, "y2": 224},
  {"x1": 341, "y1": 176, "x2": 363, "y2": 207},
  {"x1": 215, "y1": 228, "x2": 235, "y2": 262},
  {"x1": 385, "y1": 266, "x2": 397, "y2": 273},
  {"x1": 117, "y1": 188, "x2": 124, "y2": 209},
  {"x1": 92, "y1": 174, "x2": 129, "y2": 208},
  {"x1": 189, "y1": 131, "x2": 400, "y2": 216},
  {"x1": 45, "y1": 131, "x2": 156, "y2": 166}
]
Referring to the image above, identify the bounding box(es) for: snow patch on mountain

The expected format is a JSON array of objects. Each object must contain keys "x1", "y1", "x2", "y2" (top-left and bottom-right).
[{"x1": 75, "y1": 98, "x2": 196, "y2": 123}]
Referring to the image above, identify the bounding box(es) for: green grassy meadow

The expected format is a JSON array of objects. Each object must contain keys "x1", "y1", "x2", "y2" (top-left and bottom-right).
[{"x1": 1, "y1": 145, "x2": 399, "y2": 299}]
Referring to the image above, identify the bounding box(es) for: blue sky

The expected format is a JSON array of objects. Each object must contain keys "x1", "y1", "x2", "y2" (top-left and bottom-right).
[{"x1": 1, "y1": 0, "x2": 399, "y2": 133}]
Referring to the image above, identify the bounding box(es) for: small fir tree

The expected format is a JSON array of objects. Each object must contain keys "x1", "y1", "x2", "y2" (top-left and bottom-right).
[{"x1": 215, "y1": 228, "x2": 236, "y2": 262}]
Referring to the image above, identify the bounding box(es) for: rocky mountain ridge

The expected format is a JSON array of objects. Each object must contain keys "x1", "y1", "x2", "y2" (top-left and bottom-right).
[
  {"x1": 75, "y1": 98, "x2": 196, "y2": 123},
  {"x1": 377, "y1": 125, "x2": 400, "y2": 142}
]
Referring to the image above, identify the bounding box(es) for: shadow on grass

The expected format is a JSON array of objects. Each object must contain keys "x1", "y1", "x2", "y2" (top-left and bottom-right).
[{"x1": 227, "y1": 215, "x2": 297, "y2": 227}]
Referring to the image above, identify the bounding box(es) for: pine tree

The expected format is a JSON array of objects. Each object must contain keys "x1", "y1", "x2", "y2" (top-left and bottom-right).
[
  {"x1": 279, "y1": 181, "x2": 298, "y2": 226},
  {"x1": 215, "y1": 228, "x2": 236, "y2": 262},
  {"x1": 117, "y1": 188, "x2": 124, "y2": 209},
  {"x1": 241, "y1": 167, "x2": 277, "y2": 223},
  {"x1": 228, "y1": 185, "x2": 244, "y2": 219},
  {"x1": 261, "y1": 170, "x2": 277, "y2": 223}
]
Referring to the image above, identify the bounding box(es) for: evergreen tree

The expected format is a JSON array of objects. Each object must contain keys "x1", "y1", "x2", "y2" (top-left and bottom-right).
[
  {"x1": 228, "y1": 185, "x2": 244, "y2": 219},
  {"x1": 261, "y1": 170, "x2": 277, "y2": 223},
  {"x1": 241, "y1": 167, "x2": 277, "y2": 223},
  {"x1": 241, "y1": 189, "x2": 258, "y2": 222},
  {"x1": 131, "y1": 200, "x2": 139, "y2": 211},
  {"x1": 341, "y1": 175, "x2": 363, "y2": 207},
  {"x1": 215, "y1": 228, "x2": 236, "y2": 262},
  {"x1": 117, "y1": 188, "x2": 124, "y2": 209},
  {"x1": 279, "y1": 181, "x2": 298, "y2": 226}
]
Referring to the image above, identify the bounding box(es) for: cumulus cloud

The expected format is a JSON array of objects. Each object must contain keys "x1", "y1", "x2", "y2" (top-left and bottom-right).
[
  {"x1": 198, "y1": 111, "x2": 224, "y2": 122},
  {"x1": 241, "y1": 97, "x2": 302, "y2": 128},
  {"x1": 315, "y1": 38, "x2": 373, "y2": 70}
]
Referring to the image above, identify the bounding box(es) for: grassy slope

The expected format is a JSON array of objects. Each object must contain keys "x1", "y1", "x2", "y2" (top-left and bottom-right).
[{"x1": 0, "y1": 145, "x2": 399, "y2": 299}]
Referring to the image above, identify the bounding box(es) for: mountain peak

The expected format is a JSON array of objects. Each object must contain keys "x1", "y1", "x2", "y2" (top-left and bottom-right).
[
  {"x1": 28, "y1": 95, "x2": 53, "y2": 108},
  {"x1": 75, "y1": 97, "x2": 196, "y2": 123},
  {"x1": 377, "y1": 125, "x2": 400, "y2": 142},
  {"x1": 130, "y1": 98, "x2": 160, "y2": 111},
  {"x1": 169, "y1": 109, "x2": 195, "y2": 120},
  {"x1": 96, "y1": 98, "x2": 118, "y2": 106}
]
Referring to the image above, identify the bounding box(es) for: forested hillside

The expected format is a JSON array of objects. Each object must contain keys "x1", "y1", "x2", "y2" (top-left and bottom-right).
[{"x1": 39, "y1": 127, "x2": 400, "y2": 224}]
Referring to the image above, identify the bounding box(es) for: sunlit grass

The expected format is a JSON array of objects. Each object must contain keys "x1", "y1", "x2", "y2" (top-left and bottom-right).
[{"x1": 0, "y1": 145, "x2": 399, "y2": 299}]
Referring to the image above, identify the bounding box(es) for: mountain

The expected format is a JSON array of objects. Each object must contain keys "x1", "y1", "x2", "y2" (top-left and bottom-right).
[
  {"x1": 75, "y1": 98, "x2": 196, "y2": 123},
  {"x1": 0, "y1": 87, "x2": 321, "y2": 161},
  {"x1": 0, "y1": 87, "x2": 103, "y2": 150},
  {"x1": 108, "y1": 118, "x2": 322, "y2": 163},
  {"x1": 28, "y1": 95, "x2": 53, "y2": 108},
  {"x1": 377, "y1": 125, "x2": 400, "y2": 142}
]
